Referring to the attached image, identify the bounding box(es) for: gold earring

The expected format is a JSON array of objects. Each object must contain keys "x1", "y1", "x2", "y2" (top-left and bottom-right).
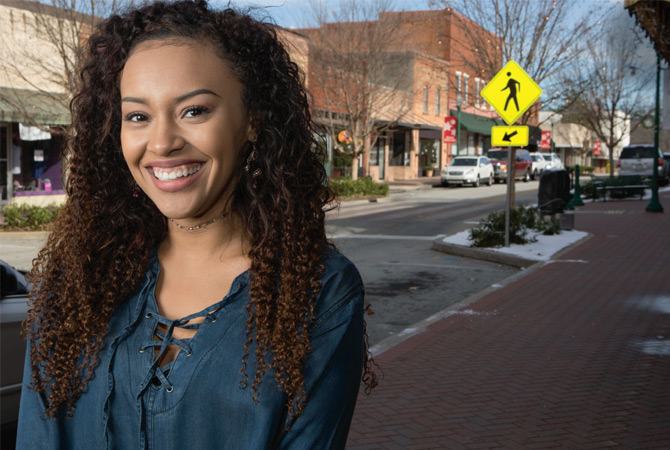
[{"x1": 244, "y1": 143, "x2": 261, "y2": 179}]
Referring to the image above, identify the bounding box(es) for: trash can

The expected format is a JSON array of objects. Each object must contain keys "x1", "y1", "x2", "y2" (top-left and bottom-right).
[{"x1": 538, "y1": 169, "x2": 571, "y2": 215}]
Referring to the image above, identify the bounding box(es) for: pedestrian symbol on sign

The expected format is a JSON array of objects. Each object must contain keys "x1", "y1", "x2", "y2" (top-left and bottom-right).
[
  {"x1": 502, "y1": 72, "x2": 520, "y2": 112},
  {"x1": 480, "y1": 61, "x2": 542, "y2": 125}
]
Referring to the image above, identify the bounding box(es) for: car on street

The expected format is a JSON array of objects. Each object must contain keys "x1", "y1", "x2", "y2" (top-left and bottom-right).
[
  {"x1": 617, "y1": 144, "x2": 668, "y2": 185},
  {"x1": 530, "y1": 153, "x2": 551, "y2": 180},
  {"x1": 540, "y1": 152, "x2": 563, "y2": 170},
  {"x1": 1, "y1": 260, "x2": 29, "y2": 448},
  {"x1": 441, "y1": 155, "x2": 494, "y2": 187},
  {"x1": 487, "y1": 148, "x2": 532, "y2": 183}
]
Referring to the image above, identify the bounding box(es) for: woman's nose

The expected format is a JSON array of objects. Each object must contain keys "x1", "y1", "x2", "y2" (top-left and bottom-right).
[{"x1": 147, "y1": 117, "x2": 185, "y2": 155}]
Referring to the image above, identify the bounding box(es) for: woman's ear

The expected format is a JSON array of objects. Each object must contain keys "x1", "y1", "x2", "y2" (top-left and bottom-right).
[{"x1": 246, "y1": 117, "x2": 256, "y2": 143}]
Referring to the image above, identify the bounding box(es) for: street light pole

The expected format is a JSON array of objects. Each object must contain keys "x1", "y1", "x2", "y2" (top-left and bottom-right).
[
  {"x1": 456, "y1": 103, "x2": 462, "y2": 157},
  {"x1": 646, "y1": 53, "x2": 663, "y2": 213}
]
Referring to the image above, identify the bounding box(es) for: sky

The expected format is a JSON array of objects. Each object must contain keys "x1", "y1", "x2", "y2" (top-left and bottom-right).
[{"x1": 212, "y1": 0, "x2": 625, "y2": 29}]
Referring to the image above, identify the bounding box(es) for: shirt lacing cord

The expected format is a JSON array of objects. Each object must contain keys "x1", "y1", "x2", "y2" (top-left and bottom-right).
[{"x1": 138, "y1": 308, "x2": 220, "y2": 393}]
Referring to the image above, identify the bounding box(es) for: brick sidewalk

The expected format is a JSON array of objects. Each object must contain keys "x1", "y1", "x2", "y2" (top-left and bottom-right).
[{"x1": 347, "y1": 193, "x2": 670, "y2": 449}]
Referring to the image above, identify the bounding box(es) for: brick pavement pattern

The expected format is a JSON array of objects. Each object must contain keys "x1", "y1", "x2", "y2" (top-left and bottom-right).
[{"x1": 347, "y1": 192, "x2": 670, "y2": 449}]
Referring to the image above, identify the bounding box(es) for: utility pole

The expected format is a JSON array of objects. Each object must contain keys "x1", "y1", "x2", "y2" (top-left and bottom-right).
[{"x1": 646, "y1": 53, "x2": 663, "y2": 213}]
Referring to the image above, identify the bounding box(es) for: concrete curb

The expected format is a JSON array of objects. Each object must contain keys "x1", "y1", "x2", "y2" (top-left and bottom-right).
[{"x1": 431, "y1": 238, "x2": 538, "y2": 268}]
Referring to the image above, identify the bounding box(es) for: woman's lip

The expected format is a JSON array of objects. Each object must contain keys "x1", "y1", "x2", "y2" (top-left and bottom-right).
[
  {"x1": 145, "y1": 163, "x2": 205, "y2": 193},
  {"x1": 145, "y1": 159, "x2": 205, "y2": 169}
]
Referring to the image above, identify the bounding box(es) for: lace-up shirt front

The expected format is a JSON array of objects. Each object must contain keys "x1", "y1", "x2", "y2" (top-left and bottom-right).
[{"x1": 17, "y1": 249, "x2": 365, "y2": 449}]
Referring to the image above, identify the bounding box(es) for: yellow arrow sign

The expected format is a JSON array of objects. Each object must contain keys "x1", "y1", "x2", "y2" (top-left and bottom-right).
[
  {"x1": 491, "y1": 126, "x2": 529, "y2": 147},
  {"x1": 481, "y1": 61, "x2": 542, "y2": 125}
]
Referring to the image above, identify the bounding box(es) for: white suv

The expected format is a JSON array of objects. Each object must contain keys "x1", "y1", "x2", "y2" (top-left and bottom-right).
[
  {"x1": 618, "y1": 145, "x2": 667, "y2": 183},
  {"x1": 441, "y1": 156, "x2": 494, "y2": 187},
  {"x1": 540, "y1": 153, "x2": 563, "y2": 170},
  {"x1": 530, "y1": 153, "x2": 550, "y2": 180}
]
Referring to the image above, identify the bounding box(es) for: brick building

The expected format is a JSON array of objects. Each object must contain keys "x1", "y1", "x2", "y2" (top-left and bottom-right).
[{"x1": 295, "y1": 8, "x2": 538, "y2": 181}]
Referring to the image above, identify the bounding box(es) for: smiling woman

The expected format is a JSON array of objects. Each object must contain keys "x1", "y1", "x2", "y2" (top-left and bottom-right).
[{"x1": 16, "y1": 1, "x2": 375, "y2": 449}]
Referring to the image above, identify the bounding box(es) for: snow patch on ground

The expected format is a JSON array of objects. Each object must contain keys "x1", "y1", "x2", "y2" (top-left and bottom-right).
[
  {"x1": 441, "y1": 229, "x2": 589, "y2": 261},
  {"x1": 630, "y1": 295, "x2": 670, "y2": 314},
  {"x1": 636, "y1": 339, "x2": 670, "y2": 356}
]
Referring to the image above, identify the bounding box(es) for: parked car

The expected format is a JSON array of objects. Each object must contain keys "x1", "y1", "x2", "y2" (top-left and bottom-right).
[
  {"x1": 617, "y1": 144, "x2": 668, "y2": 184},
  {"x1": 487, "y1": 148, "x2": 532, "y2": 183},
  {"x1": 540, "y1": 152, "x2": 563, "y2": 170},
  {"x1": 530, "y1": 153, "x2": 551, "y2": 180},
  {"x1": 441, "y1": 155, "x2": 494, "y2": 187},
  {"x1": 0, "y1": 261, "x2": 30, "y2": 447}
]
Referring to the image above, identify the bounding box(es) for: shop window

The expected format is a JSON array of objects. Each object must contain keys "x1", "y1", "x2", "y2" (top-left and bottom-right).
[{"x1": 419, "y1": 138, "x2": 439, "y2": 167}]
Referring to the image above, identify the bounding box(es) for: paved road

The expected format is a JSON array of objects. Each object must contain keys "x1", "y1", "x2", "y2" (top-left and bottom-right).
[{"x1": 328, "y1": 181, "x2": 540, "y2": 348}]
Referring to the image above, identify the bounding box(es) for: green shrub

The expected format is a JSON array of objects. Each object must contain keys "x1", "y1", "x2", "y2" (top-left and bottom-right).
[
  {"x1": 1, "y1": 204, "x2": 61, "y2": 230},
  {"x1": 565, "y1": 165, "x2": 595, "y2": 174},
  {"x1": 329, "y1": 177, "x2": 389, "y2": 198},
  {"x1": 469, "y1": 205, "x2": 561, "y2": 248}
]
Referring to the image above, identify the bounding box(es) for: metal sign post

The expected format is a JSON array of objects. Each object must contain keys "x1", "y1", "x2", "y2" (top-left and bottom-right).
[
  {"x1": 481, "y1": 61, "x2": 543, "y2": 247},
  {"x1": 505, "y1": 146, "x2": 512, "y2": 247}
]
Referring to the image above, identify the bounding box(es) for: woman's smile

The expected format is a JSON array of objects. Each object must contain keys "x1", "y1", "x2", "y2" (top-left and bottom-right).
[{"x1": 144, "y1": 160, "x2": 206, "y2": 192}]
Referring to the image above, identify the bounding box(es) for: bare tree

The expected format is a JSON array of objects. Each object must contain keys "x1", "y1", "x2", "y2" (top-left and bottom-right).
[
  {"x1": 433, "y1": 0, "x2": 605, "y2": 206},
  {"x1": 304, "y1": 0, "x2": 412, "y2": 180},
  {"x1": 559, "y1": 9, "x2": 655, "y2": 177},
  {"x1": 0, "y1": 0, "x2": 130, "y2": 131}
]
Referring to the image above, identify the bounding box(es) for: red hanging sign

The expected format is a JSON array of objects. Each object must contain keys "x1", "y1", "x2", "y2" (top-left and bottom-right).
[
  {"x1": 443, "y1": 116, "x2": 457, "y2": 144},
  {"x1": 541, "y1": 131, "x2": 552, "y2": 150},
  {"x1": 593, "y1": 141, "x2": 602, "y2": 156}
]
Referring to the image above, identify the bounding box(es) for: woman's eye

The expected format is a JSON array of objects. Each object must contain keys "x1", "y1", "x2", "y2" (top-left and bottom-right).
[
  {"x1": 124, "y1": 112, "x2": 148, "y2": 122},
  {"x1": 183, "y1": 106, "x2": 209, "y2": 118}
]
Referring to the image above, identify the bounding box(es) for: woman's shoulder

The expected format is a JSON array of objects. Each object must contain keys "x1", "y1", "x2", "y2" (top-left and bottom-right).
[
  {"x1": 320, "y1": 247, "x2": 363, "y2": 291},
  {"x1": 311, "y1": 247, "x2": 364, "y2": 333}
]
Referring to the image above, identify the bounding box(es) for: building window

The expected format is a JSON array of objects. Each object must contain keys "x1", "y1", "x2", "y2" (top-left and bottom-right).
[
  {"x1": 463, "y1": 74, "x2": 470, "y2": 104},
  {"x1": 455, "y1": 72, "x2": 462, "y2": 104},
  {"x1": 475, "y1": 78, "x2": 481, "y2": 107},
  {"x1": 435, "y1": 88, "x2": 440, "y2": 116},
  {"x1": 422, "y1": 86, "x2": 428, "y2": 114}
]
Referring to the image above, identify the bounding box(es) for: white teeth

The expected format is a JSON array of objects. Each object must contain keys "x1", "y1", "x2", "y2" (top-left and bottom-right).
[{"x1": 152, "y1": 164, "x2": 202, "y2": 181}]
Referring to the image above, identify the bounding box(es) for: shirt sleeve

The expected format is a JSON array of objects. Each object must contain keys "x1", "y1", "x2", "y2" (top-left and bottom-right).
[
  {"x1": 16, "y1": 338, "x2": 59, "y2": 449},
  {"x1": 276, "y1": 260, "x2": 365, "y2": 450}
]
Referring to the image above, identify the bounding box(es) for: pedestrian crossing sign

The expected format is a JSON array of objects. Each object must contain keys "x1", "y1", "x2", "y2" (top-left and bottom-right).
[
  {"x1": 480, "y1": 61, "x2": 542, "y2": 126},
  {"x1": 491, "y1": 126, "x2": 529, "y2": 147}
]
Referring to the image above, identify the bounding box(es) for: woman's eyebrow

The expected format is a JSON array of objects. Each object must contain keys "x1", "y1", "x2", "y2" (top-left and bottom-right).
[
  {"x1": 121, "y1": 89, "x2": 222, "y2": 105},
  {"x1": 174, "y1": 89, "x2": 221, "y2": 103}
]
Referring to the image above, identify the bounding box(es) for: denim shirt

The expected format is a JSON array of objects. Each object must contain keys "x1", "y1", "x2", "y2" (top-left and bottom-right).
[{"x1": 17, "y1": 248, "x2": 365, "y2": 449}]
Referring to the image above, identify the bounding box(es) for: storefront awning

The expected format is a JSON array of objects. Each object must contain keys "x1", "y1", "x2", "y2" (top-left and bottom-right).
[
  {"x1": 450, "y1": 109, "x2": 503, "y2": 135},
  {"x1": 0, "y1": 87, "x2": 70, "y2": 126}
]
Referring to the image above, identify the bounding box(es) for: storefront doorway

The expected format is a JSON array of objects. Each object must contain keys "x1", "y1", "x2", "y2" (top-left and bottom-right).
[{"x1": 1, "y1": 124, "x2": 9, "y2": 203}]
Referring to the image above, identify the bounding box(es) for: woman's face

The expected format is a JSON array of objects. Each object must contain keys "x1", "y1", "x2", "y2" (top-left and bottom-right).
[{"x1": 120, "y1": 39, "x2": 252, "y2": 223}]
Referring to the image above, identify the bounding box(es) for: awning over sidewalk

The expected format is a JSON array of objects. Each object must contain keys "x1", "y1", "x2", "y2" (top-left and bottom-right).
[
  {"x1": 450, "y1": 109, "x2": 502, "y2": 135},
  {"x1": 0, "y1": 87, "x2": 70, "y2": 126},
  {"x1": 626, "y1": 0, "x2": 670, "y2": 63}
]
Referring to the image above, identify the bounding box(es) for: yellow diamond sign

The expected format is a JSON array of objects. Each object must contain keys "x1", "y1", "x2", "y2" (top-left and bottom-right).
[
  {"x1": 481, "y1": 61, "x2": 542, "y2": 125},
  {"x1": 491, "y1": 126, "x2": 529, "y2": 147}
]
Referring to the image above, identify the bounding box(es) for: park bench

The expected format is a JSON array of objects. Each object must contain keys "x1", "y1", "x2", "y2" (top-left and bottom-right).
[{"x1": 594, "y1": 183, "x2": 647, "y2": 202}]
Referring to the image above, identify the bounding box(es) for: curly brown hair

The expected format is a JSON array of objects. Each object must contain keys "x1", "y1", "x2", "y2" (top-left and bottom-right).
[{"x1": 24, "y1": 0, "x2": 376, "y2": 426}]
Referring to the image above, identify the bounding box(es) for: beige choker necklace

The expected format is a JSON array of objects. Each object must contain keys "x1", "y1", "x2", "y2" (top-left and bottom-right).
[{"x1": 169, "y1": 212, "x2": 229, "y2": 231}]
